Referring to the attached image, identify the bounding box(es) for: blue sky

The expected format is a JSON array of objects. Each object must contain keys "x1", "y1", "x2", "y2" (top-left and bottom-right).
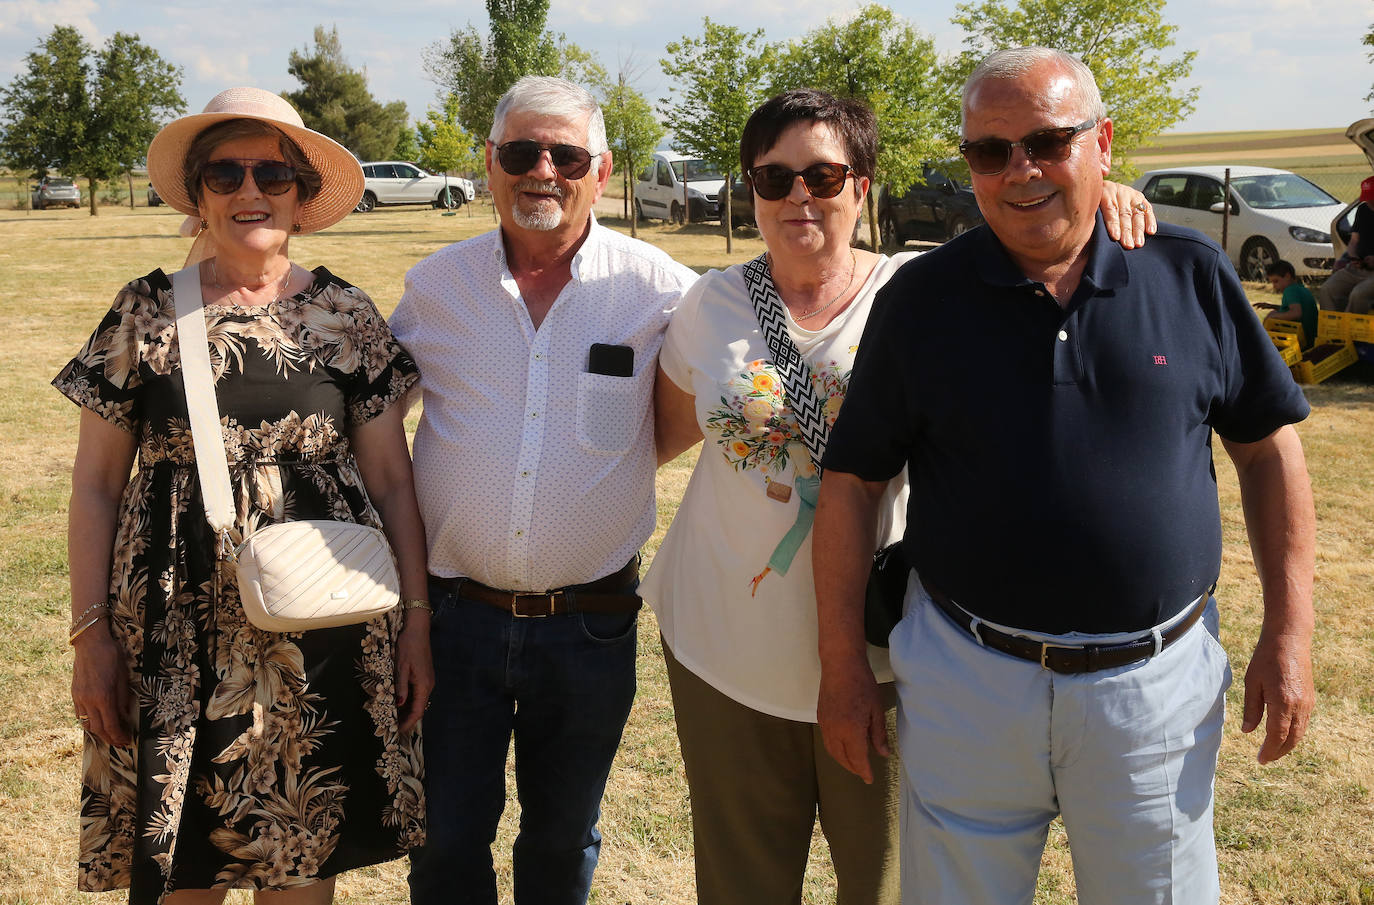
[{"x1": 1, "y1": 0, "x2": 1369, "y2": 140}]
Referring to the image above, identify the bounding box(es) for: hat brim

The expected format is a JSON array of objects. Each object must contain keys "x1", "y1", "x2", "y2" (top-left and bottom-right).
[{"x1": 147, "y1": 111, "x2": 363, "y2": 235}]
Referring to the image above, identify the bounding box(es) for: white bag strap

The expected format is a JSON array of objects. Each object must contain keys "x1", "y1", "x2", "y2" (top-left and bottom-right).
[
  {"x1": 170, "y1": 264, "x2": 236, "y2": 533},
  {"x1": 741, "y1": 254, "x2": 830, "y2": 471}
]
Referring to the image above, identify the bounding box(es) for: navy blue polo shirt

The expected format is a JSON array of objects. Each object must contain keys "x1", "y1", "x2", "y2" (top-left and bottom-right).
[{"x1": 823, "y1": 215, "x2": 1310, "y2": 633}]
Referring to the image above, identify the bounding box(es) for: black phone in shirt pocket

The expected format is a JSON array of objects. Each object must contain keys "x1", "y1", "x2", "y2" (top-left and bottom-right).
[{"x1": 588, "y1": 343, "x2": 634, "y2": 377}]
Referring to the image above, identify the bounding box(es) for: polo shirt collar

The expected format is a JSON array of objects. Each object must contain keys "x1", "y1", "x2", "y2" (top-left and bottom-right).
[{"x1": 974, "y1": 212, "x2": 1130, "y2": 294}]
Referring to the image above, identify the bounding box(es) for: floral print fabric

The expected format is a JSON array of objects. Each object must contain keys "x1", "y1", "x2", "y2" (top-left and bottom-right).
[{"x1": 53, "y1": 268, "x2": 424, "y2": 904}]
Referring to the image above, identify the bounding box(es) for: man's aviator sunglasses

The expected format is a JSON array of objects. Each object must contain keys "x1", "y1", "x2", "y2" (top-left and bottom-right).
[
  {"x1": 747, "y1": 163, "x2": 855, "y2": 201},
  {"x1": 495, "y1": 140, "x2": 596, "y2": 179},
  {"x1": 958, "y1": 120, "x2": 1098, "y2": 176},
  {"x1": 200, "y1": 159, "x2": 298, "y2": 195}
]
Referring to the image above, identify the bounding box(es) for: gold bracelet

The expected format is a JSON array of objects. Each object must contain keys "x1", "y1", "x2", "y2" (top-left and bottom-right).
[
  {"x1": 401, "y1": 599, "x2": 432, "y2": 612},
  {"x1": 69, "y1": 602, "x2": 109, "y2": 633},
  {"x1": 68, "y1": 615, "x2": 108, "y2": 645}
]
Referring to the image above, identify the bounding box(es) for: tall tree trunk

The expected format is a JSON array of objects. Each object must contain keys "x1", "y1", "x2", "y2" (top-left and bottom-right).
[
  {"x1": 127, "y1": 172, "x2": 135, "y2": 210},
  {"x1": 628, "y1": 157, "x2": 638, "y2": 239},
  {"x1": 867, "y1": 191, "x2": 879, "y2": 251},
  {"x1": 724, "y1": 170, "x2": 733, "y2": 254},
  {"x1": 87, "y1": 176, "x2": 98, "y2": 216}
]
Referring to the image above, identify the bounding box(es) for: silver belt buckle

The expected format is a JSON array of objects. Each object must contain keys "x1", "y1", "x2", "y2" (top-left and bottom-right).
[{"x1": 511, "y1": 593, "x2": 557, "y2": 618}]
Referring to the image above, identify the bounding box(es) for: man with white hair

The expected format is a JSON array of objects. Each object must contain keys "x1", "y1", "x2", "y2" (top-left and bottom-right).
[
  {"x1": 813, "y1": 48, "x2": 1315, "y2": 903},
  {"x1": 392, "y1": 75, "x2": 696, "y2": 905}
]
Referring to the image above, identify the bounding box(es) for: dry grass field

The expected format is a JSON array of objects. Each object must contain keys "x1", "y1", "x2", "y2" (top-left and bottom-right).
[{"x1": 2, "y1": 200, "x2": 1372, "y2": 905}]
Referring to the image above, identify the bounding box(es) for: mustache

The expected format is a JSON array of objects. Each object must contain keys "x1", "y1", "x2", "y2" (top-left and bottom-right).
[{"x1": 514, "y1": 178, "x2": 564, "y2": 198}]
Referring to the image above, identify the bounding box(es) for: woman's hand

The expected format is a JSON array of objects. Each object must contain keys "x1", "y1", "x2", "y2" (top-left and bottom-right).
[
  {"x1": 394, "y1": 611, "x2": 434, "y2": 734},
  {"x1": 1100, "y1": 180, "x2": 1158, "y2": 249},
  {"x1": 72, "y1": 621, "x2": 133, "y2": 746}
]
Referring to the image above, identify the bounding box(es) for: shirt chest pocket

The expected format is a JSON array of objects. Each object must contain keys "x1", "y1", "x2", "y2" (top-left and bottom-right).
[{"x1": 576, "y1": 371, "x2": 642, "y2": 455}]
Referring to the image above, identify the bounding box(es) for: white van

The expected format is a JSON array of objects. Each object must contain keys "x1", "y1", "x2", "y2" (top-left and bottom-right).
[{"x1": 634, "y1": 152, "x2": 726, "y2": 223}]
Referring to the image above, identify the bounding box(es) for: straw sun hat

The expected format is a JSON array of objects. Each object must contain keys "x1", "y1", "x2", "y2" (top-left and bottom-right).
[{"x1": 147, "y1": 86, "x2": 363, "y2": 235}]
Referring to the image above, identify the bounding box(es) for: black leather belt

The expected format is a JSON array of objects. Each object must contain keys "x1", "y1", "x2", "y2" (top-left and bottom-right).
[
  {"x1": 430, "y1": 556, "x2": 642, "y2": 618},
  {"x1": 921, "y1": 577, "x2": 1208, "y2": 674}
]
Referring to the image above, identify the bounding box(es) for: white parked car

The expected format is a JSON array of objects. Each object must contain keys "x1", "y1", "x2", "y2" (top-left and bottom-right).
[
  {"x1": 356, "y1": 161, "x2": 475, "y2": 212},
  {"x1": 1134, "y1": 165, "x2": 1343, "y2": 280},
  {"x1": 634, "y1": 152, "x2": 725, "y2": 223}
]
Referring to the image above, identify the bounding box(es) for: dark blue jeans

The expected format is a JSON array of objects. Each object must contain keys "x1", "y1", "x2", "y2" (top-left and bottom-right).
[{"x1": 408, "y1": 576, "x2": 639, "y2": 905}]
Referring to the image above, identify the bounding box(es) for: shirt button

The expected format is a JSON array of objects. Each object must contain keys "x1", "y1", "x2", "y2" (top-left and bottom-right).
[
  {"x1": 530, "y1": 411, "x2": 538, "y2": 418},
  {"x1": 1057, "y1": 329, "x2": 1069, "y2": 342},
  {"x1": 534, "y1": 354, "x2": 543, "y2": 360},
  {"x1": 521, "y1": 471, "x2": 530, "y2": 477},
  {"x1": 515, "y1": 530, "x2": 524, "y2": 537}
]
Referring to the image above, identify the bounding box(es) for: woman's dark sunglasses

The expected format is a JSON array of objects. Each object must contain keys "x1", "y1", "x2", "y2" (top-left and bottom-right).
[
  {"x1": 958, "y1": 120, "x2": 1098, "y2": 176},
  {"x1": 748, "y1": 163, "x2": 855, "y2": 201},
  {"x1": 201, "y1": 159, "x2": 298, "y2": 195},
  {"x1": 495, "y1": 140, "x2": 595, "y2": 179}
]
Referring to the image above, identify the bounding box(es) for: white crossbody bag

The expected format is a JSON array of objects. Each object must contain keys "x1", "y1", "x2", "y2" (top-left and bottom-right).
[{"x1": 171, "y1": 265, "x2": 400, "y2": 632}]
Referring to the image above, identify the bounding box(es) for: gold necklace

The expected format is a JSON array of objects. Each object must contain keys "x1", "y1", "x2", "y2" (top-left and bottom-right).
[
  {"x1": 210, "y1": 259, "x2": 293, "y2": 306},
  {"x1": 790, "y1": 249, "x2": 857, "y2": 322}
]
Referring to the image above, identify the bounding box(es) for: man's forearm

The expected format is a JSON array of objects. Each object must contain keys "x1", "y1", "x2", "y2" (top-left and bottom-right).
[
  {"x1": 1225, "y1": 426, "x2": 1315, "y2": 636},
  {"x1": 814, "y1": 471, "x2": 887, "y2": 667}
]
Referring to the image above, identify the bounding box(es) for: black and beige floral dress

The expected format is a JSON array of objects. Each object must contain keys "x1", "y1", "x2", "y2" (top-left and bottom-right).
[{"x1": 53, "y1": 267, "x2": 425, "y2": 904}]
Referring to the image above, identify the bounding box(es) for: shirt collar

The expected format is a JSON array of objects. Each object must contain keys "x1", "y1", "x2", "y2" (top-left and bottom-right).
[
  {"x1": 974, "y1": 212, "x2": 1130, "y2": 294},
  {"x1": 492, "y1": 213, "x2": 601, "y2": 285}
]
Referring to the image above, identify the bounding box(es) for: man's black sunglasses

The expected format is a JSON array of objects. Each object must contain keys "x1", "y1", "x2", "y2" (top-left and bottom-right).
[
  {"x1": 495, "y1": 140, "x2": 596, "y2": 179},
  {"x1": 958, "y1": 120, "x2": 1098, "y2": 176},
  {"x1": 747, "y1": 162, "x2": 855, "y2": 201},
  {"x1": 201, "y1": 159, "x2": 298, "y2": 195}
]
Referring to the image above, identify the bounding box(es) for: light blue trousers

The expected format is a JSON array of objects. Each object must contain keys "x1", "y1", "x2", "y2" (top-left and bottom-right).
[{"x1": 890, "y1": 582, "x2": 1231, "y2": 905}]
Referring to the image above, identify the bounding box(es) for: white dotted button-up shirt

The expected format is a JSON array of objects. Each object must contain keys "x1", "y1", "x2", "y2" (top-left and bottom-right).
[{"x1": 390, "y1": 218, "x2": 697, "y2": 591}]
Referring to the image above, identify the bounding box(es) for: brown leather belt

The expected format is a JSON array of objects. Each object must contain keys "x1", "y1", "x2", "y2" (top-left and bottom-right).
[
  {"x1": 431, "y1": 556, "x2": 642, "y2": 618},
  {"x1": 921, "y1": 577, "x2": 1208, "y2": 674}
]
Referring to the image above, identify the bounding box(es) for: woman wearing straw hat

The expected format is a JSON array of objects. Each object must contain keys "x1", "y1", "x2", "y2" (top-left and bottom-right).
[{"x1": 53, "y1": 87, "x2": 431, "y2": 904}]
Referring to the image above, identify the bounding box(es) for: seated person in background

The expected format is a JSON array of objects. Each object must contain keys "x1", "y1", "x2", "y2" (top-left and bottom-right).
[
  {"x1": 1319, "y1": 175, "x2": 1374, "y2": 313},
  {"x1": 1257, "y1": 259, "x2": 1319, "y2": 347}
]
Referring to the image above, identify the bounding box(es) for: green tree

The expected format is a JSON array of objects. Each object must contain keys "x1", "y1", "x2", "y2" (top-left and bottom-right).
[
  {"x1": 1364, "y1": 21, "x2": 1374, "y2": 104},
  {"x1": 772, "y1": 4, "x2": 945, "y2": 249},
  {"x1": 660, "y1": 18, "x2": 774, "y2": 252},
  {"x1": 393, "y1": 125, "x2": 420, "y2": 162},
  {"x1": 0, "y1": 26, "x2": 183, "y2": 215},
  {"x1": 424, "y1": 0, "x2": 608, "y2": 146},
  {"x1": 415, "y1": 95, "x2": 484, "y2": 206},
  {"x1": 601, "y1": 72, "x2": 664, "y2": 237},
  {"x1": 947, "y1": 0, "x2": 1197, "y2": 178},
  {"x1": 285, "y1": 26, "x2": 409, "y2": 161}
]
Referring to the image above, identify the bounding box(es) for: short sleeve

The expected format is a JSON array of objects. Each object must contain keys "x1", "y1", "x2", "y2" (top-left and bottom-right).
[
  {"x1": 659, "y1": 273, "x2": 706, "y2": 391},
  {"x1": 822, "y1": 274, "x2": 917, "y2": 482},
  {"x1": 51, "y1": 275, "x2": 167, "y2": 433},
  {"x1": 307, "y1": 275, "x2": 419, "y2": 426},
  {"x1": 1208, "y1": 254, "x2": 1310, "y2": 442}
]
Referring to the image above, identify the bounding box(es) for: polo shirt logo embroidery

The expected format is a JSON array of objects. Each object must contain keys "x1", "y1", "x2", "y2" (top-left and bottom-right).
[{"x1": 1153, "y1": 355, "x2": 1168, "y2": 366}]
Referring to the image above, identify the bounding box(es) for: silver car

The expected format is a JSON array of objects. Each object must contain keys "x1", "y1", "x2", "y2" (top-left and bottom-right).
[
  {"x1": 355, "y1": 162, "x2": 474, "y2": 213},
  {"x1": 32, "y1": 177, "x2": 81, "y2": 210}
]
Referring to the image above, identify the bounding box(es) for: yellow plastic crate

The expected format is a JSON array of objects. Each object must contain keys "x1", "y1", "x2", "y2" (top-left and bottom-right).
[
  {"x1": 1268, "y1": 331, "x2": 1301, "y2": 366},
  {"x1": 1316, "y1": 310, "x2": 1374, "y2": 344},
  {"x1": 1265, "y1": 318, "x2": 1306, "y2": 348},
  {"x1": 1292, "y1": 341, "x2": 1357, "y2": 385}
]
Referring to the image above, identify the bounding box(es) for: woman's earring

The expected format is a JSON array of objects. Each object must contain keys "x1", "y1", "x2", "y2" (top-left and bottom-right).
[
  {"x1": 292, "y1": 223, "x2": 302, "y2": 233},
  {"x1": 200, "y1": 218, "x2": 208, "y2": 232}
]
